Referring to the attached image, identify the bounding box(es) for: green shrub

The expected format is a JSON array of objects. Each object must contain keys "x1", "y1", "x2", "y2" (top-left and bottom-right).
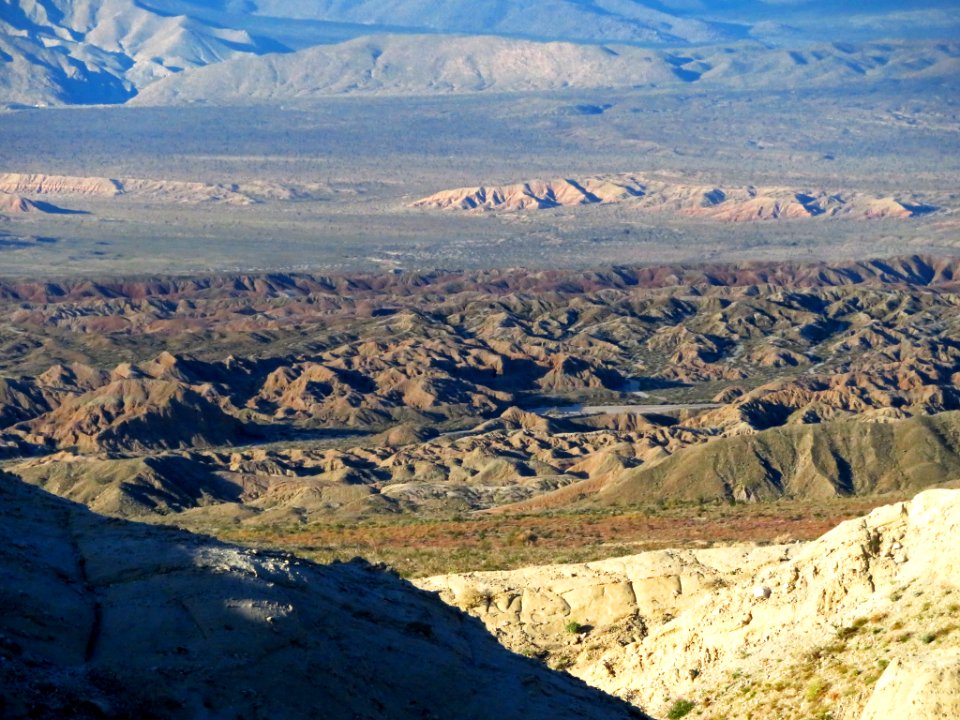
[
  {"x1": 806, "y1": 679, "x2": 829, "y2": 702},
  {"x1": 667, "y1": 699, "x2": 695, "y2": 719},
  {"x1": 565, "y1": 620, "x2": 585, "y2": 634}
]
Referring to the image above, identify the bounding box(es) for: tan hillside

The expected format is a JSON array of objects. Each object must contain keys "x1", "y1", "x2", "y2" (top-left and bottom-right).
[
  {"x1": 13, "y1": 453, "x2": 242, "y2": 517},
  {"x1": 593, "y1": 411, "x2": 960, "y2": 506},
  {"x1": 17, "y1": 378, "x2": 248, "y2": 453},
  {"x1": 419, "y1": 488, "x2": 960, "y2": 719},
  {"x1": 16, "y1": 408, "x2": 960, "y2": 524},
  {"x1": 0, "y1": 172, "x2": 259, "y2": 204},
  {"x1": 0, "y1": 173, "x2": 122, "y2": 196},
  {"x1": 0, "y1": 193, "x2": 74, "y2": 215}
]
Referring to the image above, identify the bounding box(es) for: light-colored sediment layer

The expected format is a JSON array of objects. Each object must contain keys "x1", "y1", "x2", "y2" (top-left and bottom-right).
[{"x1": 0, "y1": 172, "x2": 257, "y2": 204}]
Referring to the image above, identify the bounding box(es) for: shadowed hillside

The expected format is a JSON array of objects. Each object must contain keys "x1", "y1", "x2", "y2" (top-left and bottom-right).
[{"x1": 0, "y1": 472, "x2": 647, "y2": 720}]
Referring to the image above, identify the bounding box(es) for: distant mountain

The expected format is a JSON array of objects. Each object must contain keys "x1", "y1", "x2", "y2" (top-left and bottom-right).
[
  {"x1": 248, "y1": 0, "x2": 730, "y2": 44},
  {"x1": 0, "y1": 0, "x2": 285, "y2": 105},
  {"x1": 1, "y1": 0, "x2": 957, "y2": 106},
  {"x1": 243, "y1": 1, "x2": 960, "y2": 45},
  {"x1": 0, "y1": 0, "x2": 738, "y2": 106},
  {"x1": 132, "y1": 35, "x2": 960, "y2": 105}
]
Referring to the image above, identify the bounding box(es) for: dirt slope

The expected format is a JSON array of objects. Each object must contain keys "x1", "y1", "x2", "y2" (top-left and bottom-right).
[{"x1": 593, "y1": 411, "x2": 960, "y2": 506}]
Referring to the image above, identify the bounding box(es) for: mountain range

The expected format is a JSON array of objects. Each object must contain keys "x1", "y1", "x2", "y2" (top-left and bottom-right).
[{"x1": 2, "y1": 0, "x2": 958, "y2": 106}]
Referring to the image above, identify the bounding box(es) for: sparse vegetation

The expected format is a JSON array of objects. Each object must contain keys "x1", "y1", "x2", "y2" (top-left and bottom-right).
[
  {"x1": 459, "y1": 587, "x2": 493, "y2": 610},
  {"x1": 667, "y1": 699, "x2": 695, "y2": 719},
  {"x1": 208, "y1": 495, "x2": 899, "y2": 577},
  {"x1": 805, "y1": 679, "x2": 830, "y2": 703}
]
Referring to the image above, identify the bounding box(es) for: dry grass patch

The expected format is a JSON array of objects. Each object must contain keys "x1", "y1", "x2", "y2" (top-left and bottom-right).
[{"x1": 209, "y1": 495, "x2": 896, "y2": 577}]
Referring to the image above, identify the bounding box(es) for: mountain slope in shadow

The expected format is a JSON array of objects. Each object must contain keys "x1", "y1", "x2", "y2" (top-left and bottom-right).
[{"x1": 0, "y1": 472, "x2": 649, "y2": 719}]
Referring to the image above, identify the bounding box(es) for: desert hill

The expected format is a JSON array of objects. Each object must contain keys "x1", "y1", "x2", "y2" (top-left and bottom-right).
[
  {"x1": 14, "y1": 408, "x2": 960, "y2": 523},
  {"x1": 0, "y1": 172, "x2": 279, "y2": 204},
  {"x1": 2, "y1": 254, "x2": 958, "y2": 305},
  {"x1": 17, "y1": 378, "x2": 250, "y2": 453},
  {"x1": 0, "y1": 472, "x2": 645, "y2": 719},
  {"x1": 0, "y1": 193, "x2": 75, "y2": 216},
  {"x1": 413, "y1": 174, "x2": 942, "y2": 220},
  {"x1": 420, "y1": 488, "x2": 960, "y2": 719},
  {"x1": 594, "y1": 411, "x2": 960, "y2": 506}
]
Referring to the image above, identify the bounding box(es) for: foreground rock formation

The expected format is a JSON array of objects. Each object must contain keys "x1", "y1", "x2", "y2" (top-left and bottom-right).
[
  {"x1": 0, "y1": 473, "x2": 645, "y2": 720},
  {"x1": 419, "y1": 488, "x2": 960, "y2": 719}
]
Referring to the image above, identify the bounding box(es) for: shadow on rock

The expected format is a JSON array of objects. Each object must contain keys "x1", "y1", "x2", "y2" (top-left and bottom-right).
[{"x1": 0, "y1": 473, "x2": 652, "y2": 720}]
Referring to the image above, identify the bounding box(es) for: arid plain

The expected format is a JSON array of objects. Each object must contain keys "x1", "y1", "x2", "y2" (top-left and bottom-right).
[{"x1": 1, "y1": 76, "x2": 958, "y2": 276}]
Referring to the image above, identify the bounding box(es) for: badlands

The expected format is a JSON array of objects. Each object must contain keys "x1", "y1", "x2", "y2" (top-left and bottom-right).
[{"x1": 2, "y1": 256, "x2": 960, "y2": 717}]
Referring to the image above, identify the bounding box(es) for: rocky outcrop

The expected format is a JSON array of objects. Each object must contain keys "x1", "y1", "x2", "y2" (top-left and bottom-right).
[
  {"x1": 860, "y1": 651, "x2": 960, "y2": 720},
  {"x1": 420, "y1": 489, "x2": 960, "y2": 718}
]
